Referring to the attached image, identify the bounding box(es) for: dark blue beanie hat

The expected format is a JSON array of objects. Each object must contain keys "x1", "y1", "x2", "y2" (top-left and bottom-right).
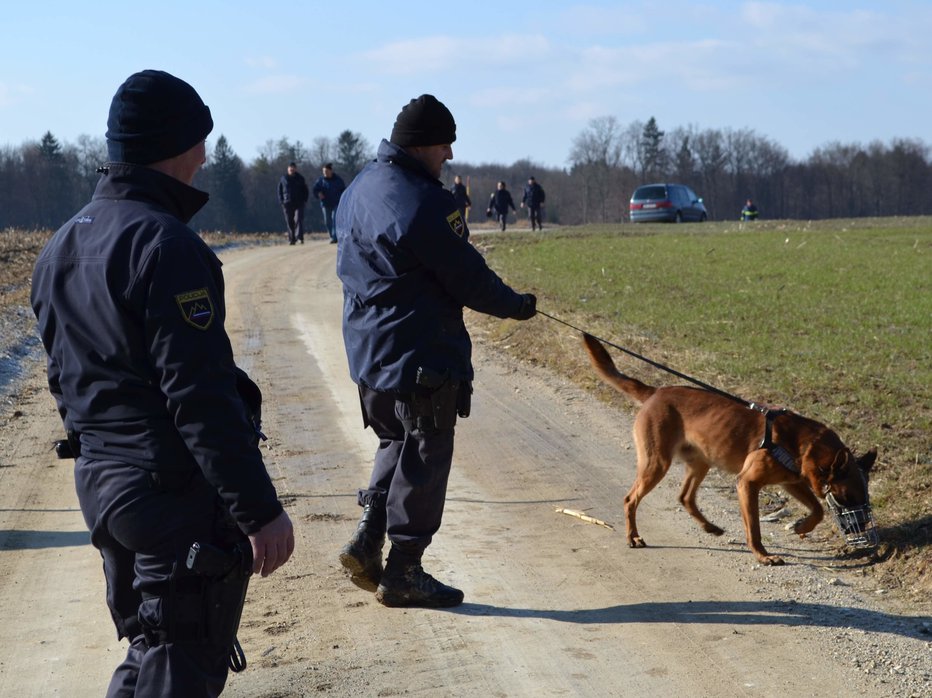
[
  {"x1": 390, "y1": 94, "x2": 456, "y2": 147},
  {"x1": 106, "y1": 69, "x2": 213, "y2": 165}
]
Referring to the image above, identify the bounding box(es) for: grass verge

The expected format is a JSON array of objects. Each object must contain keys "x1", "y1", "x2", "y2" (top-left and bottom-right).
[{"x1": 472, "y1": 217, "x2": 931, "y2": 603}]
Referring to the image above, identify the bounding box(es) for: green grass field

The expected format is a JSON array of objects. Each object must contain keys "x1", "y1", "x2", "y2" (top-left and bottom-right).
[{"x1": 474, "y1": 216, "x2": 930, "y2": 599}]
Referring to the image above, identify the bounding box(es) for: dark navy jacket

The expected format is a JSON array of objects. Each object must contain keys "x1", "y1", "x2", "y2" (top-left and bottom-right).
[
  {"x1": 522, "y1": 182, "x2": 545, "y2": 208},
  {"x1": 336, "y1": 139, "x2": 526, "y2": 393},
  {"x1": 277, "y1": 172, "x2": 309, "y2": 206},
  {"x1": 312, "y1": 172, "x2": 346, "y2": 210},
  {"x1": 31, "y1": 164, "x2": 282, "y2": 534},
  {"x1": 489, "y1": 189, "x2": 516, "y2": 215},
  {"x1": 450, "y1": 182, "x2": 471, "y2": 211}
]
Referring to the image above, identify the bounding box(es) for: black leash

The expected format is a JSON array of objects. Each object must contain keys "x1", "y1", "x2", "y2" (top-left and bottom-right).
[{"x1": 536, "y1": 309, "x2": 757, "y2": 410}]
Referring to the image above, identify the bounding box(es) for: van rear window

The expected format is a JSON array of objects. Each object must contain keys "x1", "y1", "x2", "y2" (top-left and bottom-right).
[{"x1": 632, "y1": 186, "x2": 666, "y2": 200}]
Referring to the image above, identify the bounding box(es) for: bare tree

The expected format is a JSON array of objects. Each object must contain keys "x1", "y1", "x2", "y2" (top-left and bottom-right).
[
  {"x1": 569, "y1": 116, "x2": 625, "y2": 222},
  {"x1": 692, "y1": 129, "x2": 727, "y2": 220},
  {"x1": 668, "y1": 126, "x2": 697, "y2": 184},
  {"x1": 309, "y1": 136, "x2": 333, "y2": 169}
]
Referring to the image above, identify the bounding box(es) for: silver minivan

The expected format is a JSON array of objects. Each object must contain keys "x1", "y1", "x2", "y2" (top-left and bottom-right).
[{"x1": 629, "y1": 183, "x2": 708, "y2": 223}]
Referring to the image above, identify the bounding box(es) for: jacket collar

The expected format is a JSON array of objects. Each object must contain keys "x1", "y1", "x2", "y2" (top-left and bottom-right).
[
  {"x1": 377, "y1": 139, "x2": 441, "y2": 184},
  {"x1": 94, "y1": 162, "x2": 210, "y2": 223}
]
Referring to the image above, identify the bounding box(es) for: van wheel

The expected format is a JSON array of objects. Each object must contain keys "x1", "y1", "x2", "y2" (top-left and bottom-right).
[
  {"x1": 674, "y1": 212, "x2": 683, "y2": 223},
  {"x1": 699, "y1": 213, "x2": 707, "y2": 222}
]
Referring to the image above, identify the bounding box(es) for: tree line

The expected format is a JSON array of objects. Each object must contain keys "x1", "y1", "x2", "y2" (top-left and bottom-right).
[{"x1": 3, "y1": 118, "x2": 931, "y2": 233}]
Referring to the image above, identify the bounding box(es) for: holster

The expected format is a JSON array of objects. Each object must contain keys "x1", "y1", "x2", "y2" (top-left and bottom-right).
[
  {"x1": 185, "y1": 540, "x2": 253, "y2": 672},
  {"x1": 143, "y1": 540, "x2": 252, "y2": 671},
  {"x1": 54, "y1": 430, "x2": 81, "y2": 459},
  {"x1": 404, "y1": 367, "x2": 471, "y2": 432}
]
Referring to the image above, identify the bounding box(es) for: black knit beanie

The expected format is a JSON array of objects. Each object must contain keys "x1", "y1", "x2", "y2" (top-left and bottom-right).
[
  {"x1": 106, "y1": 69, "x2": 214, "y2": 165},
  {"x1": 390, "y1": 94, "x2": 456, "y2": 147}
]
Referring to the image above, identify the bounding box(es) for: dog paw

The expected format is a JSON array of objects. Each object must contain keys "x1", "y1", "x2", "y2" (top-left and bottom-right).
[
  {"x1": 628, "y1": 537, "x2": 647, "y2": 548},
  {"x1": 788, "y1": 518, "x2": 816, "y2": 536},
  {"x1": 704, "y1": 524, "x2": 725, "y2": 536},
  {"x1": 760, "y1": 555, "x2": 785, "y2": 566}
]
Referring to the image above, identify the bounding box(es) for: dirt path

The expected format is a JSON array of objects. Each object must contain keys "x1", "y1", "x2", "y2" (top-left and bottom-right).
[{"x1": 1, "y1": 241, "x2": 928, "y2": 697}]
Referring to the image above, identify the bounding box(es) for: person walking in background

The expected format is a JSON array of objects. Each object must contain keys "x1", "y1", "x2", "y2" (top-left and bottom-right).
[
  {"x1": 313, "y1": 163, "x2": 346, "y2": 243},
  {"x1": 30, "y1": 69, "x2": 295, "y2": 697},
  {"x1": 277, "y1": 161, "x2": 309, "y2": 245},
  {"x1": 335, "y1": 94, "x2": 537, "y2": 609},
  {"x1": 741, "y1": 198, "x2": 759, "y2": 221},
  {"x1": 486, "y1": 181, "x2": 516, "y2": 231},
  {"x1": 521, "y1": 175, "x2": 546, "y2": 230},
  {"x1": 450, "y1": 174, "x2": 471, "y2": 222}
]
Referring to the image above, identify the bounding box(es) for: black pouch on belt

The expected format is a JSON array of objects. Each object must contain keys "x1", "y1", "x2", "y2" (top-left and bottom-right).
[
  {"x1": 54, "y1": 430, "x2": 81, "y2": 459},
  {"x1": 409, "y1": 367, "x2": 460, "y2": 431},
  {"x1": 457, "y1": 381, "x2": 472, "y2": 419}
]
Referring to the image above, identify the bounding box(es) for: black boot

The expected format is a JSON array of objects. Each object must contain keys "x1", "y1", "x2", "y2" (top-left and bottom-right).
[
  {"x1": 339, "y1": 504, "x2": 386, "y2": 591},
  {"x1": 375, "y1": 546, "x2": 464, "y2": 608}
]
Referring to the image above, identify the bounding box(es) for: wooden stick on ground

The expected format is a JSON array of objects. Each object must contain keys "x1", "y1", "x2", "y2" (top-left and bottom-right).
[{"x1": 555, "y1": 508, "x2": 614, "y2": 530}]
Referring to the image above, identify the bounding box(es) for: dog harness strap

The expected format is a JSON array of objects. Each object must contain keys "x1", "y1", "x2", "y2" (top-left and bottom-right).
[{"x1": 757, "y1": 408, "x2": 799, "y2": 474}]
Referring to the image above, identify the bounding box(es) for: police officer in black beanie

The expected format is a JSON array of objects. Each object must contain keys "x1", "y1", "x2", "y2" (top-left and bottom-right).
[
  {"x1": 336, "y1": 94, "x2": 537, "y2": 608},
  {"x1": 31, "y1": 69, "x2": 294, "y2": 696}
]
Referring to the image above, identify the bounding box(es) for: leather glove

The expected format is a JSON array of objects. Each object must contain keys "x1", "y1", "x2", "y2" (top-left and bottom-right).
[{"x1": 513, "y1": 293, "x2": 537, "y2": 320}]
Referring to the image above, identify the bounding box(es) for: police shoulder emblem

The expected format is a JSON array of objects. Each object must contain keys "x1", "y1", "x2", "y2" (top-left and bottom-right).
[
  {"x1": 446, "y1": 210, "x2": 465, "y2": 238},
  {"x1": 175, "y1": 288, "x2": 214, "y2": 330}
]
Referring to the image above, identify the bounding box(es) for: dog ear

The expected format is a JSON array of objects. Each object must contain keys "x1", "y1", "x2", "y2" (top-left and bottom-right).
[
  {"x1": 823, "y1": 449, "x2": 850, "y2": 482},
  {"x1": 857, "y1": 448, "x2": 878, "y2": 474}
]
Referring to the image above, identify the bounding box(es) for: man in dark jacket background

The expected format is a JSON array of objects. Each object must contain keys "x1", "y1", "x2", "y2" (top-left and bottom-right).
[
  {"x1": 278, "y1": 161, "x2": 309, "y2": 245},
  {"x1": 521, "y1": 176, "x2": 546, "y2": 230},
  {"x1": 487, "y1": 180, "x2": 517, "y2": 231},
  {"x1": 450, "y1": 174, "x2": 471, "y2": 222},
  {"x1": 312, "y1": 163, "x2": 346, "y2": 243},
  {"x1": 336, "y1": 94, "x2": 536, "y2": 608},
  {"x1": 31, "y1": 69, "x2": 294, "y2": 697}
]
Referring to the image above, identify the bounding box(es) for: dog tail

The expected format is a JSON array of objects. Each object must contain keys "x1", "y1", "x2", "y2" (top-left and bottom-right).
[{"x1": 582, "y1": 333, "x2": 656, "y2": 403}]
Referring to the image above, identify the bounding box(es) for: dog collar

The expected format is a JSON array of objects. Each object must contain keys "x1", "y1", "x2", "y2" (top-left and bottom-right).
[{"x1": 755, "y1": 407, "x2": 799, "y2": 474}]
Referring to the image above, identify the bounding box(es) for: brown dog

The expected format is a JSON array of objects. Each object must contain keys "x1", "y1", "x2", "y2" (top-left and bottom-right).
[{"x1": 582, "y1": 333, "x2": 877, "y2": 565}]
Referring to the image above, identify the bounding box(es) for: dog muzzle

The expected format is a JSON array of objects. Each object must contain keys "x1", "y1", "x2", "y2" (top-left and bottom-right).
[{"x1": 824, "y1": 492, "x2": 880, "y2": 548}]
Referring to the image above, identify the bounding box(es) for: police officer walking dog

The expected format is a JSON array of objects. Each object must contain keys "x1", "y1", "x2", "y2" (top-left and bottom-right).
[
  {"x1": 336, "y1": 94, "x2": 537, "y2": 608},
  {"x1": 31, "y1": 70, "x2": 294, "y2": 697}
]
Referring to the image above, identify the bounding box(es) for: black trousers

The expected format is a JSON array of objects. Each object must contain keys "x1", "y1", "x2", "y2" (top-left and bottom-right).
[
  {"x1": 355, "y1": 385, "x2": 455, "y2": 556},
  {"x1": 527, "y1": 205, "x2": 543, "y2": 229},
  {"x1": 282, "y1": 203, "x2": 305, "y2": 243},
  {"x1": 75, "y1": 459, "x2": 243, "y2": 697}
]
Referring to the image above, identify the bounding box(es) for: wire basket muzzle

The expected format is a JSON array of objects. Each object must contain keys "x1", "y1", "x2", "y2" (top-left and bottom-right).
[{"x1": 825, "y1": 492, "x2": 880, "y2": 547}]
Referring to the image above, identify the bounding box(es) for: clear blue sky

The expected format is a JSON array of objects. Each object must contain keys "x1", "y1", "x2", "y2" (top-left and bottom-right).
[{"x1": 2, "y1": 1, "x2": 930, "y2": 169}]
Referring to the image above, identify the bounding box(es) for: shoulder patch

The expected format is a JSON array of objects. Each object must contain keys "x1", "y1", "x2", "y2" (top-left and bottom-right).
[
  {"x1": 175, "y1": 288, "x2": 214, "y2": 330},
  {"x1": 446, "y1": 210, "x2": 465, "y2": 237}
]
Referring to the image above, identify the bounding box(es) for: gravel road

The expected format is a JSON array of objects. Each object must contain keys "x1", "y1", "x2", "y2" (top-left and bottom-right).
[{"x1": 0, "y1": 241, "x2": 928, "y2": 697}]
